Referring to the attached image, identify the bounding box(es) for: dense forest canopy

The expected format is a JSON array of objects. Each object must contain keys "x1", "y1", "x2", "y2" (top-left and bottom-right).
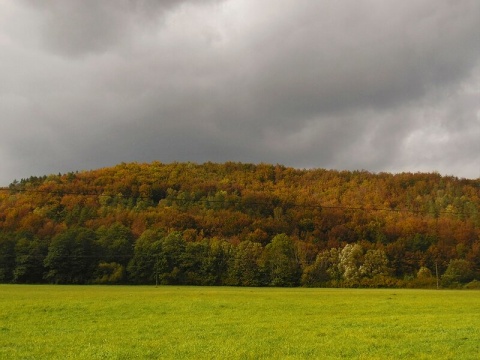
[{"x1": 1, "y1": 161, "x2": 479, "y2": 288}]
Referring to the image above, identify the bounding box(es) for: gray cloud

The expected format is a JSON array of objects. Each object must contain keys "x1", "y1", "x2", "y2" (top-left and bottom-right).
[
  {"x1": 22, "y1": 0, "x2": 218, "y2": 57},
  {"x1": 1, "y1": 0, "x2": 480, "y2": 185}
]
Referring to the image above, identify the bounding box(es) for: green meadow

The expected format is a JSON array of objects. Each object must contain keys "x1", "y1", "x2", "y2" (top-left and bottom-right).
[{"x1": 0, "y1": 286, "x2": 479, "y2": 359}]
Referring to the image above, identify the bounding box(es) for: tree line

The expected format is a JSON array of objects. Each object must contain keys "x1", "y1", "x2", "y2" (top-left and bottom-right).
[{"x1": 1, "y1": 161, "x2": 480, "y2": 288}]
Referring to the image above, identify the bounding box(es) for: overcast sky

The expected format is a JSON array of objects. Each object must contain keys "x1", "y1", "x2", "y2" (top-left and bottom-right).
[{"x1": 1, "y1": 0, "x2": 480, "y2": 185}]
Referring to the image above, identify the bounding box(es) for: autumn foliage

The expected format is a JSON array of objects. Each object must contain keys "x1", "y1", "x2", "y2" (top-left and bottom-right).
[{"x1": 1, "y1": 161, "x2": 479, "y2": 287}]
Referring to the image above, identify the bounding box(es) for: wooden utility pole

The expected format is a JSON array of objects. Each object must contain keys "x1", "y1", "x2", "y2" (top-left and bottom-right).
[{"x1": 155, "y1": 254, "x2": 159, "y2": 287}]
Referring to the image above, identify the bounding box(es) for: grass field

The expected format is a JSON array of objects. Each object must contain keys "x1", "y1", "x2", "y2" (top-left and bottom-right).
[{"x1": 0, "y1": 285, "x2": 479, "y2": 359}]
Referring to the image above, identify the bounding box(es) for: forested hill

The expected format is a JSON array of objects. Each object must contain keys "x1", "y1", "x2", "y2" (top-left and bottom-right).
[{"x1": 1, "y1": 161, "x2": 480, "y2": 288}]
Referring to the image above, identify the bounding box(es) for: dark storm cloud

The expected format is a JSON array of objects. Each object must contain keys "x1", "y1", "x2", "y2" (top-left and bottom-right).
[
  {"x1": 228, "y1": 1, "x2": 480, "y2": 125},
  {"x1": 1, "y1": 0, "x2": 480, "y2": 185}
]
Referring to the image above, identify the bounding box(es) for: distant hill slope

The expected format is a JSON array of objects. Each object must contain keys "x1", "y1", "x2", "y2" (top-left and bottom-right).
[{"x1": 1, "y1": 161, "x2": 479, "y2": 286}]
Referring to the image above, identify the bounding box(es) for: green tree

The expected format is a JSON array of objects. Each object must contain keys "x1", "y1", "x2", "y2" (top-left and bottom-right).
[
  {"x1": 44, "y1": 227, "x2": 98, "y2": 284},
  {"x1": 263, "y1": 234, "x2": 301, "y2": 287},
  {"x1": 96, "y1": 223, "x2": 134, "y2": 266},
  {"x1": 157, "y1": 232, "x2": 187, "y2": 284},
  {"x1": 127, "y1": 229, "x2": 164, "y2": 284},
  {"x1": 191, "y1": 238, "x2": 231, "y2": 286},
  {"x1": 127, "y1": 230, "x2": 187, "y2": 285},
  {"x1": 14, "y1": 236, "x2": 47, "y2": 283},
  {"x1": 301, "y1": 250, "x2": 334, "y2": 287},
  {"x1": 0, "y1": 233, "x2": 15, "y2": 282},
  {"x1": 228, "y1": 240, "x2": 265, "y2": 286},
  {"x1": 181, "y1": 241, "x2": 208, "y2": 285}
]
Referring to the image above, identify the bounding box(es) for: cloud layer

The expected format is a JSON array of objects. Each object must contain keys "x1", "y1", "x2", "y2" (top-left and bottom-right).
[{"x1": 1, "y1": 0, "x2": 480, "y2": 185}]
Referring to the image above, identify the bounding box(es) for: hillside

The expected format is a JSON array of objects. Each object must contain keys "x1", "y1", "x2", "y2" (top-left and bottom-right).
[{"x1": 1, "y1": 161, "x2": 479, "y2": 287}]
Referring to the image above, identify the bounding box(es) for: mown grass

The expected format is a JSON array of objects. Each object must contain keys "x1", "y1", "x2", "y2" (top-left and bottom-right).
[{"x1": 0, "y1": 285, "x2": 479, "y2": 359}]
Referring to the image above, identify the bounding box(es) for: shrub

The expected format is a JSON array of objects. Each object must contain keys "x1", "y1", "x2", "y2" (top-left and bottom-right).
[
  {"x1": 93, "y1": 262, "x2": 126, "y2": 284},
  {"x1": 464, "y1": 279, "x2": 480, "y2": 290},
  {"x1": 442, "y1": 259, "x2": 474, "y2": 287}
]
